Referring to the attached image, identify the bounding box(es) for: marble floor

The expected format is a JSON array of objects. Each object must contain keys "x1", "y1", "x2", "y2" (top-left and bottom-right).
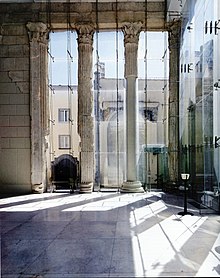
[{"x1": 0, "y1": 190, "x2": 220, "y2": 277}]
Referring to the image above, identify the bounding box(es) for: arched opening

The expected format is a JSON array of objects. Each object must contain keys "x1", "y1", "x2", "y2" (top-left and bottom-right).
[{"x1": 51, "y1": 154, "x2": 79, "y2": 191}]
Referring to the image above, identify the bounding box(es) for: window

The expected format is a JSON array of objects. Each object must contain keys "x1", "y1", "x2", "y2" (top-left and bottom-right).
[
  {"x1": 58, "y1": 109, "x2": 70, "y2": 122},
  {"x1": 59, "y1": 135, "x2": 71, "y2": 149}
]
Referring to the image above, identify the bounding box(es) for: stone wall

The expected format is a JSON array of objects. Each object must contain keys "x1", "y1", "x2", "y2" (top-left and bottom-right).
[
  {"x1": 0, "y1": 2, "x2": 165, "y2": 30},
  {"x1": 0, "y1": 23, "x2": 31, "y2": 194}
]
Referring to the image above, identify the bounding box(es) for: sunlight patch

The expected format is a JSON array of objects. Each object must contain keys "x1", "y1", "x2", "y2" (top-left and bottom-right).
[
  {"x1": 0, "y1": 192, "x2": 149, "y2": 212},
  {"x1": 0, "y1": 194, "x2": 85, "y2": 212},
  {"x1": 134, "y1": 214, "x2": 207, "y2": 276},
  {"x1": 196, "y1": 232, "x2": 220, "y2": 277},
  {"x1": 130, "y1": 200, "x2": 167, "y2": 227},
  {"x1": 0, "y1": 192, "x2": 66, "y2": 205},
  {"x1": 63, "y1": 193, "x2": 148, "y2": 212}
]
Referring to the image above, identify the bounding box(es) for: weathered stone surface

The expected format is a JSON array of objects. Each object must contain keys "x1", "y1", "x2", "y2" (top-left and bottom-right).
[
  {"x1": 16, "y1": 104, "x2": 29, "y2": 115},
  {"x1": 0, "y1": 126, "x2": 30, "y2": 138},
  {"x1": 0, "y1": 82, "x2": 17, "y2": 94},
  {"x1": 0, "y1": 72, "x2": 11, "y2": 83},
  {"x1": 1, "y1": 24, "x2": 26, "y2": 36},
  {"x1": 0, "y1": 94, "x2": 10, "y2": 104},
  {"x1": 9, "y1": 94, "x2": 26, "y2": 104},
  {"x1": 8, "y1": 71, "x2": 28, "y2": 82},
  {"x1": 0, "y1": 104, "x2": 16, "y2": 115},
  {"x1": 9, "y1": 115, "x2": 30, "y2": 127},
  {"x1": 14, "y1": 82, "x2": 30, "y2": 94},
  {"x1": 0, "y1": 45, "x2": 9, "y2": 57},
  {"x1": 76, "y1": 22, "x2": 95, "y2": 192},
  {"x1": 17, "y1": 126, "x2": 30, "y2": 137},
  {"x1": 0, "y1": 2, "x2": 165, "y2": 30},
  {"x1": 9, "y1": 137, "x2": 30, "y2": 149},
  {"x1": 0, "y1": 138, "x2": 10, "y2": 149},
  {"x1": 0, "y1": 126, "x2": 17, "y2": 137},
  {"x1": 167, "y1": 19, "x2": 181, "y2": 183},
  {"x1": 0, "y1": 116, "x2": 10, "y2": 127},
  {"x1": 122, "y1": 21, "x2": 142, "y2": 77},
  {"x1": 8, "y1": 45, "x2": 25, "y2": 56}
]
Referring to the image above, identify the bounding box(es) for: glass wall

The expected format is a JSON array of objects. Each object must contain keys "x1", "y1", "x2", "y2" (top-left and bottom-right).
[
  {"x1": 138, "y1": 31, "x2": 169, "y2": 190},
  {"x1": 179, "y1": 0, "x2": 220, "y2": 212},
  {"x1": 48, "y1": 29, "x2": 169, "y2": 191},
  {"x1": 93, "y1": 31, "x2": 169, "y2": 190},
  {"x1": 93, "y1": 31, "x2": 125, "y2": 189}
]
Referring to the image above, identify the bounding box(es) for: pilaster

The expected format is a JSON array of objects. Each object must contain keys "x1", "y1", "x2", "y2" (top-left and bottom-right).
[
  {"x1": 121, "y1": 22, "x2": 144, "y2": 193},
  {"x1": 76, "y1": 23, "x2": 95, "y2": 193},
  {"x1": 26, "y1": 22, "x2": 49, "y2": 193}
]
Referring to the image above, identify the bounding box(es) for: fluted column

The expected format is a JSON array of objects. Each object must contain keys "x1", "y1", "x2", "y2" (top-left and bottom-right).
[
  {"x1": 168, "y1": 20, "x2": 181, "y2": 183},
  {"x1": 76, "y1": 23, "x2": 95, "y2": 193},
  {"x1": 26, "y1": 22, "x2": 49, "y2": 193},
  {"x1": 121, "y1": 22, "x2": 144, "y2": 193}
]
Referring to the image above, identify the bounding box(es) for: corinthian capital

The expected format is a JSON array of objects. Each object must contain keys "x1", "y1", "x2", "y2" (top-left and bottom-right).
[
  {"x1": 26, "y1": 22, "x2": 48, "y2": 44},
  {"x1": 75, "y1": 23, "x2": 94, "y2": 45},
  {"x1": 122, "y1": 21, "x2": 143, "y2": 44}
]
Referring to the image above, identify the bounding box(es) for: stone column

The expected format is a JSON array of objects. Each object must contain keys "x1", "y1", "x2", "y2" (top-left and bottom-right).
[
  {"x1": 121, "y1": 22, "x2": 144, "y2": 193},
  {"x1": 76, "y1": 23, "x2": 95, "y2": 193},
  {"x1": 26, "y1": 22, "x2": 49, "y2": 193},
  {"x1": 168, "y1": 20, "x2": 181, "y2": 183}
]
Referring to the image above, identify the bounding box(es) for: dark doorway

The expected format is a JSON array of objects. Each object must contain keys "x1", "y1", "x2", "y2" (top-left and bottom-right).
[{"x1": 51, "y1": 154, "x2": 79, "y2": 191}]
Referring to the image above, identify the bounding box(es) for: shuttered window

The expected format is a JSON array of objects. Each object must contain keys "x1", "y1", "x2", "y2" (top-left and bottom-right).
[{"x1": 59, "y1": 135, "x2": 71, "y2": 149}]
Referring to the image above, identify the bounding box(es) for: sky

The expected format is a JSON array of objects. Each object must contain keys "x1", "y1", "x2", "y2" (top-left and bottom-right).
[{"x1": 48, "y1": 30, "x2": 169, "y2": 85}]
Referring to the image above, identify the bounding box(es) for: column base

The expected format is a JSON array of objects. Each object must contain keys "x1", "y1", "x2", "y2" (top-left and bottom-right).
[
  {"x1": 32, "y1": 184, "x2": 44, "y2": 193},
  {"x1": 120, "y1": 181, "x2": 145, "y2": 193},
  {"x1": 79, "y1": 182, "x2": 94, "y2": 193}
]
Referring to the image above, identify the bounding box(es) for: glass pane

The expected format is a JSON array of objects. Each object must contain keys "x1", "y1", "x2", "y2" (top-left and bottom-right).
[{"x1": 93, "y1": 31, "x2": 125, "y2": 188}]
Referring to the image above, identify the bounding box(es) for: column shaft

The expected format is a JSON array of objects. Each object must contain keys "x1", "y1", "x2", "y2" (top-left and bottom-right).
[
  {"x1": 168, "y1": 20, "x2": 181, "y2": 183},
  {"x1": 121, "y1": 22, "x2": 144, "y2": 193},
  {"x1": 76, "y1": 23, "x2": 94, "y2": 193},
  {"x1": 126, "y1": 76, "x2": 138, "y2": 181},
  {"x1": 26, "y1": 22, "x2": 49, "y2": 193}
]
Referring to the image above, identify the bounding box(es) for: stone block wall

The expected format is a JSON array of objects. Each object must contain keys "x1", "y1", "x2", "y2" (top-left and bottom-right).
[{"x1": 0, "y1": 23, "x2": 31, "y2": 194}]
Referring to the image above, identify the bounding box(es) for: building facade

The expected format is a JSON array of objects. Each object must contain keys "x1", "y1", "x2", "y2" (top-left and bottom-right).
[{"x1": 49, "y1": 85, "x2": 79, "y2": 160}]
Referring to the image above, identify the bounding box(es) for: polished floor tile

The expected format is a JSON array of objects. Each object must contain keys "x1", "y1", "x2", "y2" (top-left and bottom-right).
[
  {"x1": 2, "y1": 239, "x2": 53, "y2": 275},
  {"x1": 22, "y1": 238, "x2": 114, "y2": 276},
  {"x1": 2, "y1": 221, "x2": 69, "y2": 240},
  {"x1": 0, "y1": 191, "x2": 219, "y2": 277}
]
